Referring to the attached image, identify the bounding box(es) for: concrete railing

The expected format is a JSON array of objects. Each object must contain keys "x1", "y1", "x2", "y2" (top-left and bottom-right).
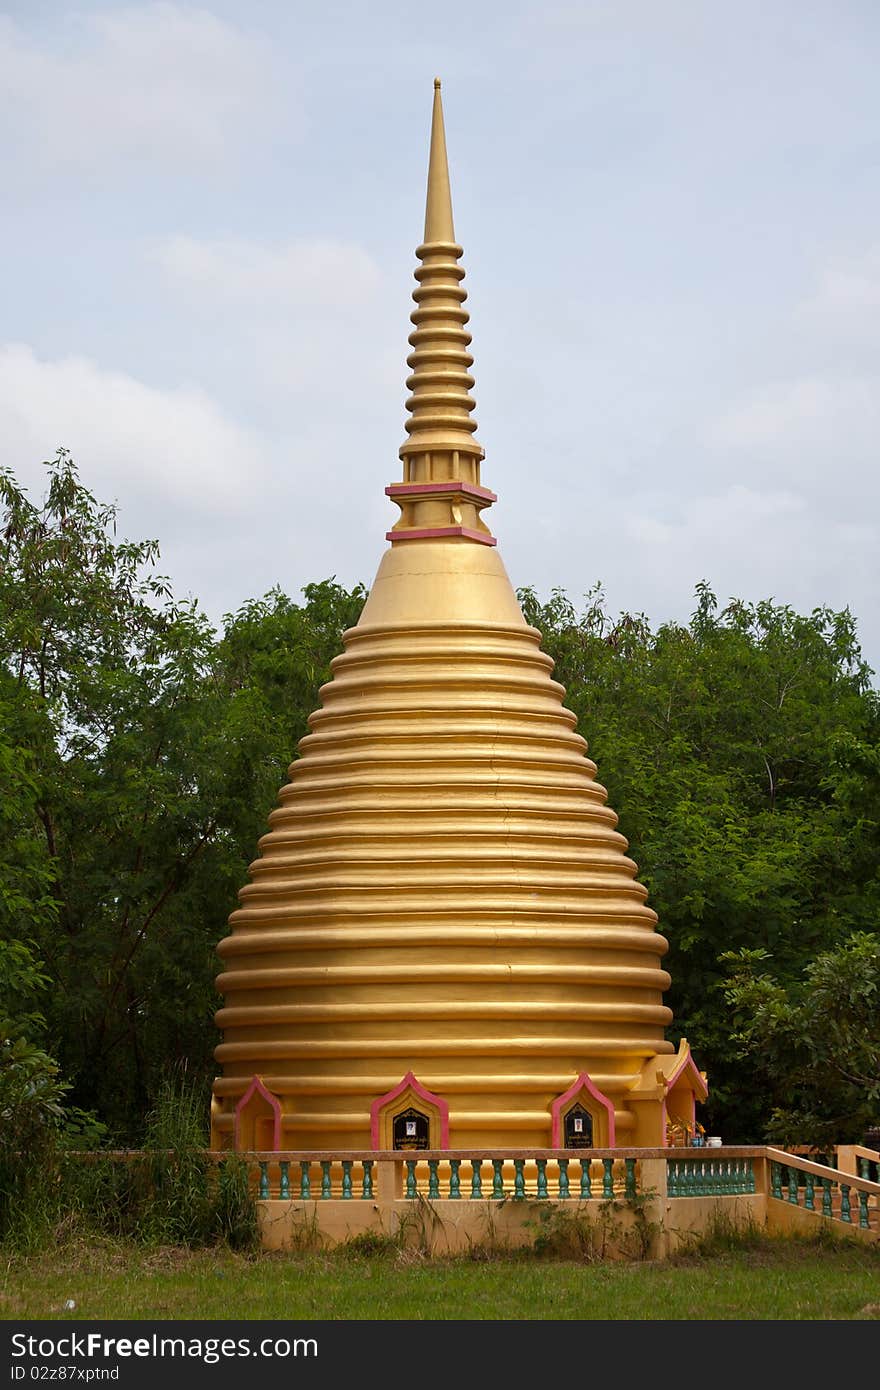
[{"x1": 60, "y1": 1144, "x2": 880, "y2": 1256}]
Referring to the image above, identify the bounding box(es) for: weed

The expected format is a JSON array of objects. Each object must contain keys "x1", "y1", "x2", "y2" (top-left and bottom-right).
[
  {"x1": 462, "y1": 1200, "x2": 512, "y2": 1261},
  {"x1": 338, "y1": 1228, "x2": 401, "y2": 1259},
  {"x1": 395, "y1": 1194, "x2": 447, "y2": 1256},
  {"x1": 526, "y1": 1192, "x2": 661, "y2": 1262},
  {"x1": 281, "y1": 1203, "x2": 325, "y2": 1255},
  {"x1": 213, "y1": 1156, "x2": 259, "y2": 1252},
  {"x1": 674, "y1": 1203, "x2": 768, "y2": 1257},
  {"x1": 0, "y1": 1067, "x2": 258, "y2": 1254}
]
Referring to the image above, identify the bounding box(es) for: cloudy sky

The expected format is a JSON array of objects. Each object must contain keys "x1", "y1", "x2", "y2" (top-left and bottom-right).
[{"x1": 4, "y1": 1, "x2": 880, "y2": 676}]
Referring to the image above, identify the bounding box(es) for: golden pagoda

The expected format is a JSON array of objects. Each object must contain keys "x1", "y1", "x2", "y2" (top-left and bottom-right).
[{"x1": 211, "y1": 80, "x2": 707, "y2": 1154}]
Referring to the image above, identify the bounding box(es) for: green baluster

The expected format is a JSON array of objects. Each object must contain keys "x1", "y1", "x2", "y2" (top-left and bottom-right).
[
  {"x1": 625, "y1": 1158, "x2": 636, "y2": 1198},
  {"x1": 787, "y1": 1167, "x2": 799, "y2": 1205},
  {"x1": 858, "y1": 1189, "x2": 870, "y2": 1229},
  {"x1": 667, "y1": 1160, "x2": 679, "y2": 1199},
  {"x1": 602, "y1": 1158, "x2": 615, "y2": 1199},
  {"x1": 558, "y1": 1159, "x2": 570, "y2": 1200},
  {"x1": 513, "y1": 1158, "x2": 526, "y2": 1200},
  {"x1": 682, "y1": 1160, "x2": 693, "y2": 1197},
  {"x1": 723, "y1": 1160, "x2": 733, "y2": 1196},
  {"x1": 258, "y1": 1162, "x2": 269, "y2": 1200},
  {"x1": 361, "y1": 1160, "x2": 374, "y2": 1200},
  {"x1": 470, "y1": 1160, "x2": 483, "y2": 1199},
  {"x1": 840, "y1": 1184, "x2": 852, "y2": 1223},
  {"x1": 822, "y1": 1177, "x2": 832, "y2": 1216},
  {"x1": 579, "y1": 1158, "x2": 592, "y2": 1200},
  {"x1": 341, "y1": 1160, "x2": 353, "y2": 1200},
  {"x1": 492, "y1": 1159, "x2": 505, "y2": 1199},
  {"x1": 771, "y1": 1162, "x2": 782, "y2": 1199},
  {"x1": 536, "y1": 1158, "x2": 548, "y2": 1199},
  {"x1": 405, "y1": 1159, "x2": 418, "y2": 1199},
  {"x1": 747, "y1": 1159, "x2": 756, "y2": 1195},
  {"x1": 858, "y1": 1158, "x2": 870, "y2": 1182},
  {"x1": 427, "y1": 1159, "x2": 440, "y2": 1199},
  {"x1": 279, "y1": 1161, "x2": 290, "y2": 1199},
  {"x1": 804, "y1": 1172, "x2": 815, "y2": 1211},
  {"x1": 320, "y1": 1160, "x2": 332, "y2": 1199},
  {"x1": 449, "y1": 1159, "x2": 461, "y2": 1199},
  {"x1": 299, "y1": 1161, "x2": 311, "y2": 1200}
]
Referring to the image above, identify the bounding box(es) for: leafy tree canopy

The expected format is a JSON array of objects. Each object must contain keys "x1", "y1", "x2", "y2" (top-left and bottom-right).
[{"x1": 519, "y1": 581, "x2": 880, "y2": 1141}]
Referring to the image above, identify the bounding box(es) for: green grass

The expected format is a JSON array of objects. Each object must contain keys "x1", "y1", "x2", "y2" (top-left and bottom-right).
[{"x1": 2, "y1": 1234, "x2": 879, "y2": 1320}]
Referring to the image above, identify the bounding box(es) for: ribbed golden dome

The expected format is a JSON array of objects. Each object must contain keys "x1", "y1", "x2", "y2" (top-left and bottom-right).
[{"x1": 211, "y1": 81, "x2": 675, "y2": 1151}]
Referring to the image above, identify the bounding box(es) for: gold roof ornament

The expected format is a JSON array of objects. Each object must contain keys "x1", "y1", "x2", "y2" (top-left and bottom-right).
[{"x1": 211, "y1": 81, "x2": 689, "y2": 1154}]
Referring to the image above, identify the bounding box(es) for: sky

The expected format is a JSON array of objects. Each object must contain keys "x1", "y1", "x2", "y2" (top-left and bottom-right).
[{"x1": 3, "y1": 1, "x2": 880, "y2": 677}]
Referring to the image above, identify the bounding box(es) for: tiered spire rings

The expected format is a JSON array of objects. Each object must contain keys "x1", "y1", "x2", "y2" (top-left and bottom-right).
[{"x1": 387, "y1": 79, "x2": 496, "y2": 546}]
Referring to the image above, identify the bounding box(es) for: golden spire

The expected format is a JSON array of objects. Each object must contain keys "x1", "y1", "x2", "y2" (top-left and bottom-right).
[
  {"x1": 424, "y1": 77, "x2": 455, "y2": 242},
  {"x1": 210, "y1": 81, "x2": 678, "y2": 1159},
  {"x1": 386, "y1": 78, "x2": 496, "y2": 546}
]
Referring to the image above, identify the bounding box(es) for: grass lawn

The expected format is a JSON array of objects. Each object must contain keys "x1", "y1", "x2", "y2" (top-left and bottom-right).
[{"x1": 2, "y1": 1234, "x2": 879, "y2": 1321}]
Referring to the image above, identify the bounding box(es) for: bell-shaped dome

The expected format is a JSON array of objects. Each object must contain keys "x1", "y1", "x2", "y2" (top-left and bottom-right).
[{"x1": 211, "y1": 81, "x2": 675, "y2": 1152}]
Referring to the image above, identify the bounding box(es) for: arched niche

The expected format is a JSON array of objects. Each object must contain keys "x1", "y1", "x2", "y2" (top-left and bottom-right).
[
  {"x1": 370, "y1": 1072, "x2": 449, "y2": 1150},
  {"x1": 551, "y1": 1072, "x2": 616, "y2": 1149},
  {"x1": 234, "y1": 1075, "x2": 282, "y2": 1152}
]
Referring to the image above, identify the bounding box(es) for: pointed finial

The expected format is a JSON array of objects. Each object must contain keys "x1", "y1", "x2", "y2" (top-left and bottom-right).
[{"x1": 424, "y1": 76, "x2": 455, "y2": 243}]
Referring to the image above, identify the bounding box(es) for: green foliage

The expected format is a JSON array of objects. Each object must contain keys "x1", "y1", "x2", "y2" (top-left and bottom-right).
[
  {"x1": 0, "y1": 1073, "x2": 257, "y2": 1253},
  {"x1": 525, "y1": 1192, "x2": 659, "y2": 1261},
  {"x1": 337, "y1": 1228, "x2": 403, "y2": 1259},
  {"x1": 722, "y1": 933, "x2": 880, "y2": 1147},
  {"x1": 520, "y1": 581, "x2": 880, "y2": 1140},
  {"x1": 0, "y1": 451, "x2": 366, "y2": 1137}
]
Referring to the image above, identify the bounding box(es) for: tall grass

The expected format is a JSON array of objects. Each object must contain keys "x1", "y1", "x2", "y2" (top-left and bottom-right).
[{"x1": 0, "y1": 1069, "x2": 257, "y2": 1253}]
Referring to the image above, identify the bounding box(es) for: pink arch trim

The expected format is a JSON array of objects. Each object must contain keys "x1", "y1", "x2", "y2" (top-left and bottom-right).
[
  {"x1": 667, "y1": 1045, "x2": 709, "y2": 1102},
  {"x1": 370, "y1": 1071, "x2": 450, "y2": 1149},
  {"x1": 551, "y1": 1072, "x2": 617, "y2": 1148},
  {"x1": 234, "y1": 1075, "x2": 282, "y2": 1151}
]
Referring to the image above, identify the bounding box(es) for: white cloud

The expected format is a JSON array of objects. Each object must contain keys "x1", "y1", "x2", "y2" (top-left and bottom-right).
[
  {"x1": 706, "y1": 369, "x2": 880, "y2": 528},
  {"x1": 711, "y1": 377, "x2": 880, "y2": 458},
  {"x1": 0, "y1": 5, "x2": 282, "y2": 172},
  {"x1": 0, "y1": 343, "x2": 271, "y2": 518},
  {"x1": 153, "y1": 236, "x2": 382, "y2": 308},
  {"x1": 616, "y1": 484, "x2": 878, "y2": 643},
  {"x1": 808, "y1": 248, "x2": 880, "y2": 314}
]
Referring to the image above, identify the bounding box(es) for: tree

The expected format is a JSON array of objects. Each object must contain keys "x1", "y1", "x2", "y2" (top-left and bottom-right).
[
  {"x1": 520, "y1": 582, "x2": 880, "y2": 1140},
  {"x1": 0, "y1": 451, "x2": 368, "y2": 1138},
  {"x1": 721, "y1": 934, "x2": 880, "y2": 1148}
]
